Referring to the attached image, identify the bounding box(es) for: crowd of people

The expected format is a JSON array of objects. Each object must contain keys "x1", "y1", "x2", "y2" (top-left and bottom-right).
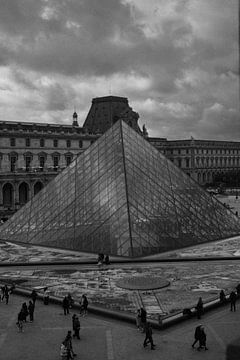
[
  {"x1": 0, "y1": 278, "x2": 239, "y2": 357},
  {"x1": 1, "y1": 283, "x2": 15, "y2": 304}
]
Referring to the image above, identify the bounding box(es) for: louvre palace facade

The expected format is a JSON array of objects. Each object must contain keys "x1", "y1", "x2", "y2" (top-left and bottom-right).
[{"x1": 0, "y1": 95, "x2": 239, "y2": 221}]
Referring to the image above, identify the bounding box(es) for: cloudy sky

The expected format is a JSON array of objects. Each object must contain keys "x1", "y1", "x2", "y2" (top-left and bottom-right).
[{"x1": 0, "y1": 0, "x2": 238, "y2": 140}]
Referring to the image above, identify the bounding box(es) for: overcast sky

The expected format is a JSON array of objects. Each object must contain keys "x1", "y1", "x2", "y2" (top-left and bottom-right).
[{"x1": 0, "y1": 0, "x2": 238, "y2": 140}]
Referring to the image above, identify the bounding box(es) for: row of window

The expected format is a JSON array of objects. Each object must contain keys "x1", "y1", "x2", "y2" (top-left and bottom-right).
[
  {"x1": 167, "y1": 148, "x2": 240, "y2": 155},
  {"x1": 9, "y1": 138, "x2": 94, "y2": 148},
  {"x1": 9, "y1": 155, "x2": 73, "y2": 172}
]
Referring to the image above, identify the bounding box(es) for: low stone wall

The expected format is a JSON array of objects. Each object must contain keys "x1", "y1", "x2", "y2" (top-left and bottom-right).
[{"x1": 12, "y1": 286, "x2": 235, "y2": 330}]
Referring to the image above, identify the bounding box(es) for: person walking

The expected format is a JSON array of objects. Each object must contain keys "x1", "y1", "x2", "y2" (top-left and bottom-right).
[
  {"x1": 197, "y1": 326, "x2": 208, "y2": 351},
  {"x1": 230, "y1": 290, "x2": 237, "y2": 312},
  {"x1": 219, "y1": 290, "x2": 226, "y2": 304},
  {"x1": 196, "y1": 297, "x2": 204, "y2": 319},
  {"x1": 136, "y1": 309, "x2": 142, "y2": 331},
  {"x1": 65, "y1": 331, "x2": 77, "y2": 359},
  {"x1": 28, "y1": 300, "x2": 35, "y2": 322},
  {"x1": 73, "y1": 316, "x2": 80, "y2": 340},
  {"x1": 31, "y1": 289, "x2": 38, "y2": 306},
  {"x1": 16, "y1": 309, "x2": 25, "y2": 333},
  {"x1": 143, "y1": 323, "x2": 156, "y2": 350},
  {"x1": 81, "y1": 294, "x2": 88, "y2": 316},
  {"x1": 140, "y1": 307, "x2": 147, "y2": 333},
  {"x1": 63, "y1": 296, "x2": 70, "y2": 315},
  {"x1": 192, "y1": 324, "x2": 202, "y2": 348},
  {"x1": 60, "y1": 340, "x2": 68, "y2": 360},
  {"x1": 21, "y1": 302, "x2": 29, "y2": 322},
  {"x1": 4, "y1": 285, "x2": 9, "y2": 304}
]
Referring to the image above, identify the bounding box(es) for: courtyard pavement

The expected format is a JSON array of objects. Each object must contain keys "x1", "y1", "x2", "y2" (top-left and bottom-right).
[{"x1": 0, "y1": 293, "x2": 239, "y2": 360}]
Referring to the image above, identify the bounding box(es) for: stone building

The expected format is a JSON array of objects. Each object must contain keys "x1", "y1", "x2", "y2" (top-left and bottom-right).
[
  {"x1": 150, "y1": 138, "x2": 240, "y2": 185},
  {"x1": 0, "y1": 95, "x2": 239, "y2": 220}
]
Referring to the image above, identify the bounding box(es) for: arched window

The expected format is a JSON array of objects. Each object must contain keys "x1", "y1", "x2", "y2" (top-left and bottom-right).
[
  {"x1": 3, "y1": 183, "x2": 14, "y2": 208},
  {"x1": 19, "y1": 182, "x2": 29, "y2": 205}
]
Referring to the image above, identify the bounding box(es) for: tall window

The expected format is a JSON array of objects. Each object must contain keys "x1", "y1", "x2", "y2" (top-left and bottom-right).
[
  {"x1": 186, "y1": 158, "x2": 190, "y2": 168},
  {"x1": 66, "y1": 156, "x2": 72, "y2": 166},
  {"x1": 53, "y1": 156, "x2": 59, "y2": 170},
  {"x1": 10, "y1": 157, "x2": 17, "y2": 172},
  {"x1": 66, "y1": 140, "x2": 71, "y2": 148},
  {"x1": 79, "y1": 140, "x2": 83, "y2": 148},
  {"x1": 39, "y1": 156, "x2": 45, "y2": 169},
  {"x1": 40, "y1": 138, "x2": 45, "y2": 147},
  {"x1": 25, "y1": 156, "x2": 31, "y2": 171},
  {"x1": 10, "y1": 138, "x2": 16, "y2": 146},
  {"x1": 53, "y1": 139, "x2": 58, "y2": 148},
  {"x1": 26, "y1": 138, "x2": 30, "y2": 147}
]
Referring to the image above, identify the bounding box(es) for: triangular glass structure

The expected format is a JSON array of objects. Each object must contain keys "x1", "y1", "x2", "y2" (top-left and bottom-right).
[{"x1": 0, "y1": 120, "x2": 240, "y2": 257}]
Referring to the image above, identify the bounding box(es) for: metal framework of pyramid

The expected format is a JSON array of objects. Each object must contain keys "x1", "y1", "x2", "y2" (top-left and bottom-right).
[{"x1": 0, "y1": 120, "x2": 240, "y2": 257}]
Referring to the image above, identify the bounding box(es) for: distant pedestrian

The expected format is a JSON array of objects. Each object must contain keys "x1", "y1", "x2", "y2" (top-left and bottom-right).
[
  {"x1": 72, "y1": 314, "x2": 77, "y2": 331},
  {"x1": 31, "y1": 289, "x2": 38, "y2": 305},
  {"x1": 1, "y1": 285, "x2": 5, "y2": 301},
  {"x1": 60, "y1": 340, "x2": 68, "y2": 360},
  {"x1": 67, "y1": 293, "x2": 74, "y2": 308},
  {"x1": 97, "y1": 253, "x2": 104, "y2": 265},
  {"x1": 140, "y1": 307, "x2": 147, "y2": 333},
  {"x1": 198, "y1": 326, "x2": 208, "y2": 351},
  {"x1": 73, "y1": 316, "x2": 80, "y2": 340},
  {"x1": 81, "y1": 294, "x2": 88, "y2": 316},
  {"x1": 136, "y1": 309, "x2": 141, "y2": 331},
  {"x1": 219, "y1": 290, "x2": 226, "y2": 304},
  {"x1": 196, "y1": 297, "x2": 204, "y2": 319},
  {"x1": 4, "y1": 286, "x2": 9, "y2": 304},
  {"x1": 65, "y1": 330, "x2": 77, "y2": 359},
  {"x1": 16, "y1": 310, "x2": 25, "y2": 332},
  {"x1": 28, "y1": 300, "x2": 35, "y2": 322},
  {"x1": 21, "y1": 302, "x2": 29, "y2": 322},
  {"x1": 143, "y1": 323, "x2": 155, "y2": 350},
  {"x1": 192, "y1": 324, "x2": 202, "y2": 348},
  {"x1": 63, "y1": 296, "x2": 70, "y2": 315},
  {"x1": 230, "y1": 291, "x2": 237, "y2": 312},
  {"x1": 104, "y1": 254, "x2": 110, "y2": 265}
]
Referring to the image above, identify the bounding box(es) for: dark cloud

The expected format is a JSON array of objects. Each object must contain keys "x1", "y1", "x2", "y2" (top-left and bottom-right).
[{"x1": 0, "y1": 0, "x2": 238, "y2": 141}]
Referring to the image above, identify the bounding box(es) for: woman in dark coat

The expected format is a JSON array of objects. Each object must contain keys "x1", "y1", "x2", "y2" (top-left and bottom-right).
[{"x1": 198, "y1": 326, "x2": 208, "y2": 351}]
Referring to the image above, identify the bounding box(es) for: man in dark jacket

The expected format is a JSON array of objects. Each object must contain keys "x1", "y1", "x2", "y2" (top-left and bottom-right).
[
  {"x1": 63, "y1": 296, "x2": 70, "y2": 315},
  {"x1": 230, "y1": 291, "x2": 237, "y2": 312},
  {"x1": 143, "y1": 323, "x2": 156, "y2": 350},
  {"x1": 192, "y1": 325, "x2": 202, "y2": 348},
  {"x1": 31, "y1": 289, "x2": 38, "y2": 305}
]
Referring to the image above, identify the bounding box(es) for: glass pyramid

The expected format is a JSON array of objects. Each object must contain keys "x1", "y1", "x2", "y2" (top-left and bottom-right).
[{"x1": 0, "y1": 120, "x2": 240, "y2": 257}]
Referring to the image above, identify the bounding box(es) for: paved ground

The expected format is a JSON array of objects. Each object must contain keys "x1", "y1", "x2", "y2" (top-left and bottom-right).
[{"x1": 0, "y1": 293, "x2": 239, "y2": 360}]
